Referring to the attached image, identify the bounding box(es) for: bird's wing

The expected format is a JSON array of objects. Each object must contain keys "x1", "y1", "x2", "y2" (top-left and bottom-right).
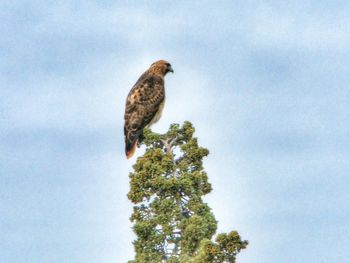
[{"x1": 124, "y1": 74, "x2": 165, "y2": 158}]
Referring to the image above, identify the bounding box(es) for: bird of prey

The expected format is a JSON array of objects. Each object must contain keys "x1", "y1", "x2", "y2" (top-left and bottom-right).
[{"x1": 124, "y1": 60, "x2": 174, "y2": 159}]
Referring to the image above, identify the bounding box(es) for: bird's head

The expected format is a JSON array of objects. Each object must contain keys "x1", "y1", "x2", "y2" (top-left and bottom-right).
[{"x1": 149, "y1": 60, "x2": 174, "y2": 76}]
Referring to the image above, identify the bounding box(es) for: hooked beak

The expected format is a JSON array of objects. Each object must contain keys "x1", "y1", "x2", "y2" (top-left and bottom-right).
[{"x1": 167, "y1": 65, "x2": 174, "y2": 73}]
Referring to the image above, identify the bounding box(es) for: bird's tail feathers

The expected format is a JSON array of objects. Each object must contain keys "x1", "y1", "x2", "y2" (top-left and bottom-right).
[{"x1": 125, "y1": 138, "x2": 138, "y2": 159}]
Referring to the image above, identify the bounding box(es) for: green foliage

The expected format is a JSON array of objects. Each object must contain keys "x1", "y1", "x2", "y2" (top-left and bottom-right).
[{"x1": 128, "y1": 122, "x2": 247, "y2": 263}]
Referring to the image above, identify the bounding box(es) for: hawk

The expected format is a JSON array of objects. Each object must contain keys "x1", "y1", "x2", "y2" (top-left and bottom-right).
[{"x1": 124, "y1": 60, "x2": 174, "y2": 159}]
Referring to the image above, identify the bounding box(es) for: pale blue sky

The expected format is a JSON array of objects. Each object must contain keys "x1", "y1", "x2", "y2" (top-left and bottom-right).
[{"x1": 1, "y1": 1, "x2": 350, "y2": 262}]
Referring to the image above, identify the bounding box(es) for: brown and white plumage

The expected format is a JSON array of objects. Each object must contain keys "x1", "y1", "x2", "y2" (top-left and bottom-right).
[{"x1": 124, "y1": 60, "x2": 173, "y2": 159}]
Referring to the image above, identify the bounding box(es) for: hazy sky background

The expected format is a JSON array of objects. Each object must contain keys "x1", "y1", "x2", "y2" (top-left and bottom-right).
[{"x1": 1, "y1": 1, "x2": 350, "y2": 262}]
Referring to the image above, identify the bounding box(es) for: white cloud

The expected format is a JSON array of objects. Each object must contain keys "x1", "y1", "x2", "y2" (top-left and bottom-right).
[{"x1": 249, "y1": 4, "x2": 350, "y2": 51}]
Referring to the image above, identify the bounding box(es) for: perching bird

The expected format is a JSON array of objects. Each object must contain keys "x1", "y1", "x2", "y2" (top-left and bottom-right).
[{"x1": 124, "y1": 60, "x2": 174, "y2": 159}]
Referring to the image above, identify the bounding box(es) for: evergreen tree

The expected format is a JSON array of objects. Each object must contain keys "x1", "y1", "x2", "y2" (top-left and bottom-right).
[{"x1": 128, "y1": 122, "x2": 247, "y2": 263}]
